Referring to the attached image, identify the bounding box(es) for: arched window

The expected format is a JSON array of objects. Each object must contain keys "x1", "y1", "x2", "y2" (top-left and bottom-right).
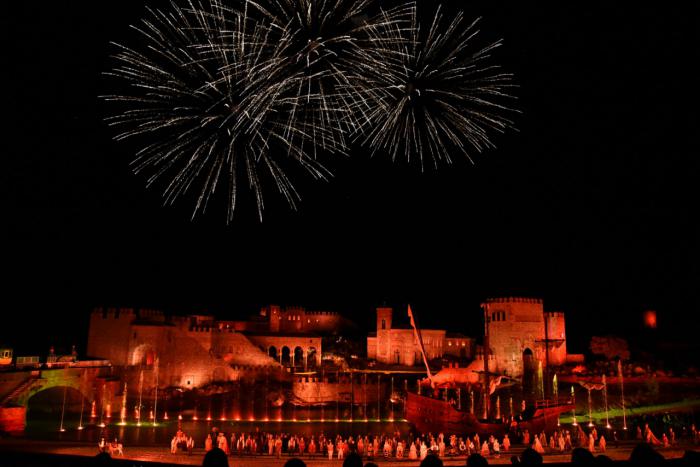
[{"x1": 381, "y1": 319, "x2": 386, "y2": 330}]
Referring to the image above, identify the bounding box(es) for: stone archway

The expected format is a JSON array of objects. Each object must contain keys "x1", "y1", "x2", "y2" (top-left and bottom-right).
[
  {"x1": 26, "y1": 386, "x2": 86, "y2": 427},
  {"x1": 293, "y1": 347, "x2": 304, "y2": 368},
  {"x1": 268, "y1": 346, "x2": 278, "y2": 361},
  {"x1": 130, "y1": 344, "x2": 156, "y2": 367},
  {"x1": 281, "y1": 346, "x2": 291, "y2": 365}
]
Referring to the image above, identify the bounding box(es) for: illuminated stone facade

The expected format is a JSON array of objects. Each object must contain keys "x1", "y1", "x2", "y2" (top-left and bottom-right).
[
  {"x1": 87, "y1": 307, "x2": 321, "y2": 389},
  {"x1": 220, "y1": 305, "x2": 349, "y2": 334},
  {"x1": 366, "y1": 307, "x2": 474, "y2": 366},
  {"x1": 482, "y1": 297, "x2": 567, "y2": 377}
]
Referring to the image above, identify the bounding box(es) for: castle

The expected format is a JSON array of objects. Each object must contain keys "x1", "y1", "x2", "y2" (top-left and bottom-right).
[
  {"x1": 366, "y1": 307, "x2": 474, "y2": 366},
  {"x1": 86, "y1": 298, "x2": 572, "y2": 390},
  {"x1": 86, "y1": 305, "x2": 341, "y2": 389},
  {"x1": 367, "y1": 298, "x2": 570, "y2": 377},
  {"x1": 482, "y1": 297, "x2": 567, "y2": 377}
]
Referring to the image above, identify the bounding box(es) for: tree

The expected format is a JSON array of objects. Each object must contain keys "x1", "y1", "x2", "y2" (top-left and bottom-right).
[{"x1": 589, "y1": 336, "x2": 630, "y2": 360}]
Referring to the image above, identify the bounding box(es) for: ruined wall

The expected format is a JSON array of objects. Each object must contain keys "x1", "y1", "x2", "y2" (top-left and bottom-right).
[
  {"x1": 211, "y1": 331, "x2": 279, "y2": 367},
  {"x1": 292, "y1": 377, "x2": 381, "y2": 404}
]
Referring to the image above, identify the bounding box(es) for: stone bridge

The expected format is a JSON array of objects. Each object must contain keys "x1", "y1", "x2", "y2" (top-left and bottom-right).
[{"x1": 0, "y1": 363, "x2": 111, "y2": 433}]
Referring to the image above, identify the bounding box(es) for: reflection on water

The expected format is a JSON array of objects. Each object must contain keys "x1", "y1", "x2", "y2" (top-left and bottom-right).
[{"x1": 25, "y1": 410, "x2": 411, "y2": 446}]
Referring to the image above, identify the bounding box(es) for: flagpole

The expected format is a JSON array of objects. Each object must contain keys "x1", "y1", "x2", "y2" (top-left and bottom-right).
[
  {"x1": 407, "y1": 305, "x2": 434, "y2": 385},
  {"x1": 482, "y1": 303, "x2": 490, "y2": 420}
]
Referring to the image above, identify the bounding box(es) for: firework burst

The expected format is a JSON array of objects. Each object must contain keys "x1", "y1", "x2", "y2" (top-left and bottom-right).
[
  {"x1": 102, "y1": 0, "x2": 332, "y2": 222},
  {"x1": 103, "y1": 1, "x2": 516, "y2": 222},
  {"x1": 353, "y1": 5, "x2": 517, "y2": 169},
  {"x1": 246, "y1": 0, "x2": 416, "y2": 154}
]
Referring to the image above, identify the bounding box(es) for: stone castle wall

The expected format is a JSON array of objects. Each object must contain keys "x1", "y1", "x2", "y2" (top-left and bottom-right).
[
  {"x1": 291, "y1": 376, "x2": 384, "y2": 404},
  {"x1": 483, "y1": 298, "x2": 568, "y2": 377},
  {"x1": 87, "y1": 307, "x2": 135, "y2": 365},
  {"x1": 87, "y1": 308, "x2": 278, "y2": 390}
]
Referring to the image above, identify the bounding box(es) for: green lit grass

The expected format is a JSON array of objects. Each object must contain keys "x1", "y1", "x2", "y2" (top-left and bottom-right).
[{"x1": 558, "y1": 399, "x2": 700, "y2": 424}]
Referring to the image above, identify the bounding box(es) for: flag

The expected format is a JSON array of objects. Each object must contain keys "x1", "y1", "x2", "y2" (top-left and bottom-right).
[
  {"x1": 489, "y1": 375, "x2": 505, "y2": 395},
  {"x1": 578, "y1": 381, "x2": 605, "y2": 391}
]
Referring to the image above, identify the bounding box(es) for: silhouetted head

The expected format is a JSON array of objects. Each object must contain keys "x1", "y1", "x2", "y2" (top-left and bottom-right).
[
  {"x1": 364, "y1": 463, "x2": 379, "y2": 467},
  {"x1": 466, "y1": 452, "x2": 489, "y2": 467},
  {"x1": 202, "y1": 447, "x2": 229, "y2": 467},
  {"x1": 420, "y1": 454, "x2": 444, "y2": 467},
  {"x1": 571, "y1": 447, "x2": 595, "y2": 466},
  {"x1": 594, "y1": 454, "x2": 613, "y2": 466},
  {"x1": 93, "y1": 452, "x2": 112, "y2": 466},
  {"x1": 284, "y1": 458, "x2": 307, "y2": 467},
  {"x1": 343, "y1": 453, "x2": 363, "y2": 467},
  {"x1": 682, "y1": 450, "x2": 700, "y2": 466},
  {"x1": 629, "y1": 443, "x2": 665, "y2": 466},
  {"x1": 519, "y1": 447, "x2": 543, "y2": 465}
]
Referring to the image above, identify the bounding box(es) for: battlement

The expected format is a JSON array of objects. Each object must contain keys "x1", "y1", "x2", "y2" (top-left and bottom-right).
[
  {"x1": 303, "y1": 311, "x2": 339, "y2": 316},
  {"x1": 137, "y1": 308, "x2": 164, "y2": 319},
  {"x1": 482, "y1": 297, "x2": 543, "y2": 305},
  {"x1": 92, "y1": 307, "x2": 135, "y2": 319},
  {"x1": 545, "y1": 311, "x2": 565, "y2": 317}
]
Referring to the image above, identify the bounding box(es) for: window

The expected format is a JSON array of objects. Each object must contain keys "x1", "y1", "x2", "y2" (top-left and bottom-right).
[{"x1": 381, "y1": 319, "x2": 386, "y2": 330}]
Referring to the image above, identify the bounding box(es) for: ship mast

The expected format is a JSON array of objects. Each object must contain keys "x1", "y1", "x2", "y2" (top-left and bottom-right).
[
  {"x1": 536, "y1": 312, "x2": 565, "y2": 401},
  {"x1": 407, "y1": 305, "x2": 434, "y2": 388}
]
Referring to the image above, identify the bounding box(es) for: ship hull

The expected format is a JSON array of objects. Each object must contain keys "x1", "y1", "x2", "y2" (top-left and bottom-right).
[{"x1": 405, "y1": 392, "x2": 573, "y2": 435}]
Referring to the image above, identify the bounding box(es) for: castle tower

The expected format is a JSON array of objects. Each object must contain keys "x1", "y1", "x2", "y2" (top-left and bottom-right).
[
  {"x1": 481, "y1": 297, "x2": 546, "y2": 377},
  {"x1": 544, "y1": 311, "x2": 567, "y2": 366},
  {"x1": 376, "y1": 307, "x2": 393, "y2": 363},
  {"x1": 268, "y1": 305, "x2": 281, "y2": 332}
]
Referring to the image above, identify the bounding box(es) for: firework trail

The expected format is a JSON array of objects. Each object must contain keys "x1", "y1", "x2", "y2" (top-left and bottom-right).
[
  {"x1": 352, "y1": 5, "x2": 517, "y2": 169},
  {"x1": 242, "y1": 0, "x2": 416, "y2": 155},
  {"x1": 103, "y1": 1, "x2": 515, "y2": 222},
  {"x1": 102, "y1": 0, "x2": 332, "y2": 222}
]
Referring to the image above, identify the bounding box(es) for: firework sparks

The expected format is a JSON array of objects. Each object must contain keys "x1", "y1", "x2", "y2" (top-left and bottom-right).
[
  {"x1": 246, "y1": 0, "x2": 416, "y2": 154},
  {"x1": 103, "y1": 1, "x2": 516, "y2": 222},
  {"x1": 102, "y1": 0, "x2": 333, "y2": 222},
  {"x1": 353, "y1": 5, "x2": 517, "y2": 169}
]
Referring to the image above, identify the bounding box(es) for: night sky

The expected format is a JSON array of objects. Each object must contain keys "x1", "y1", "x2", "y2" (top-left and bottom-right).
[{"x1": 3, "y1": 2, "x2": 698, "y2": 356}]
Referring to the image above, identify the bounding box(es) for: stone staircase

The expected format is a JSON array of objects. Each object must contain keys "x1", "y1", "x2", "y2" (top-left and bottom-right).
[{"x1": 1, "y1": 376, "x2": 41, "y2": 406}]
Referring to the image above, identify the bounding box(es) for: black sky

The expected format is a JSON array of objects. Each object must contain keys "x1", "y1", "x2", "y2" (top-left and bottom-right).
[{"x1": 3, "y1": 2, "x2": 699, "y2": 355}]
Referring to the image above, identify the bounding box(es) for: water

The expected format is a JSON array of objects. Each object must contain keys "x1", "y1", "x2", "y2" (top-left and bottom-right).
[{"x1": 25, "y1": 416, "x2": 410, "y2": 446}]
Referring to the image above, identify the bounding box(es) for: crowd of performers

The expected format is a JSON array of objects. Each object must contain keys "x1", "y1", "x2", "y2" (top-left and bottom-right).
[
  {"x1": 170, "y1": 430, "x2": 196, "y2": 455},
  {"x1": 166, "y1": 422, "x2": 699, "y2": 459}
]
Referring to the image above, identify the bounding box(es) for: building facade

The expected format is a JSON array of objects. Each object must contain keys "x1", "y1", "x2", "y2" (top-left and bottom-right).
[
  {"x1": 86, "y1": 307, "x2": 324, "y2": 389},
  {"x1": 366, "y1": 307, "x2": 474, "y2": 366},
  {"x1": 482, "y1": 297, "x2": 567, "y2": 377}
]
